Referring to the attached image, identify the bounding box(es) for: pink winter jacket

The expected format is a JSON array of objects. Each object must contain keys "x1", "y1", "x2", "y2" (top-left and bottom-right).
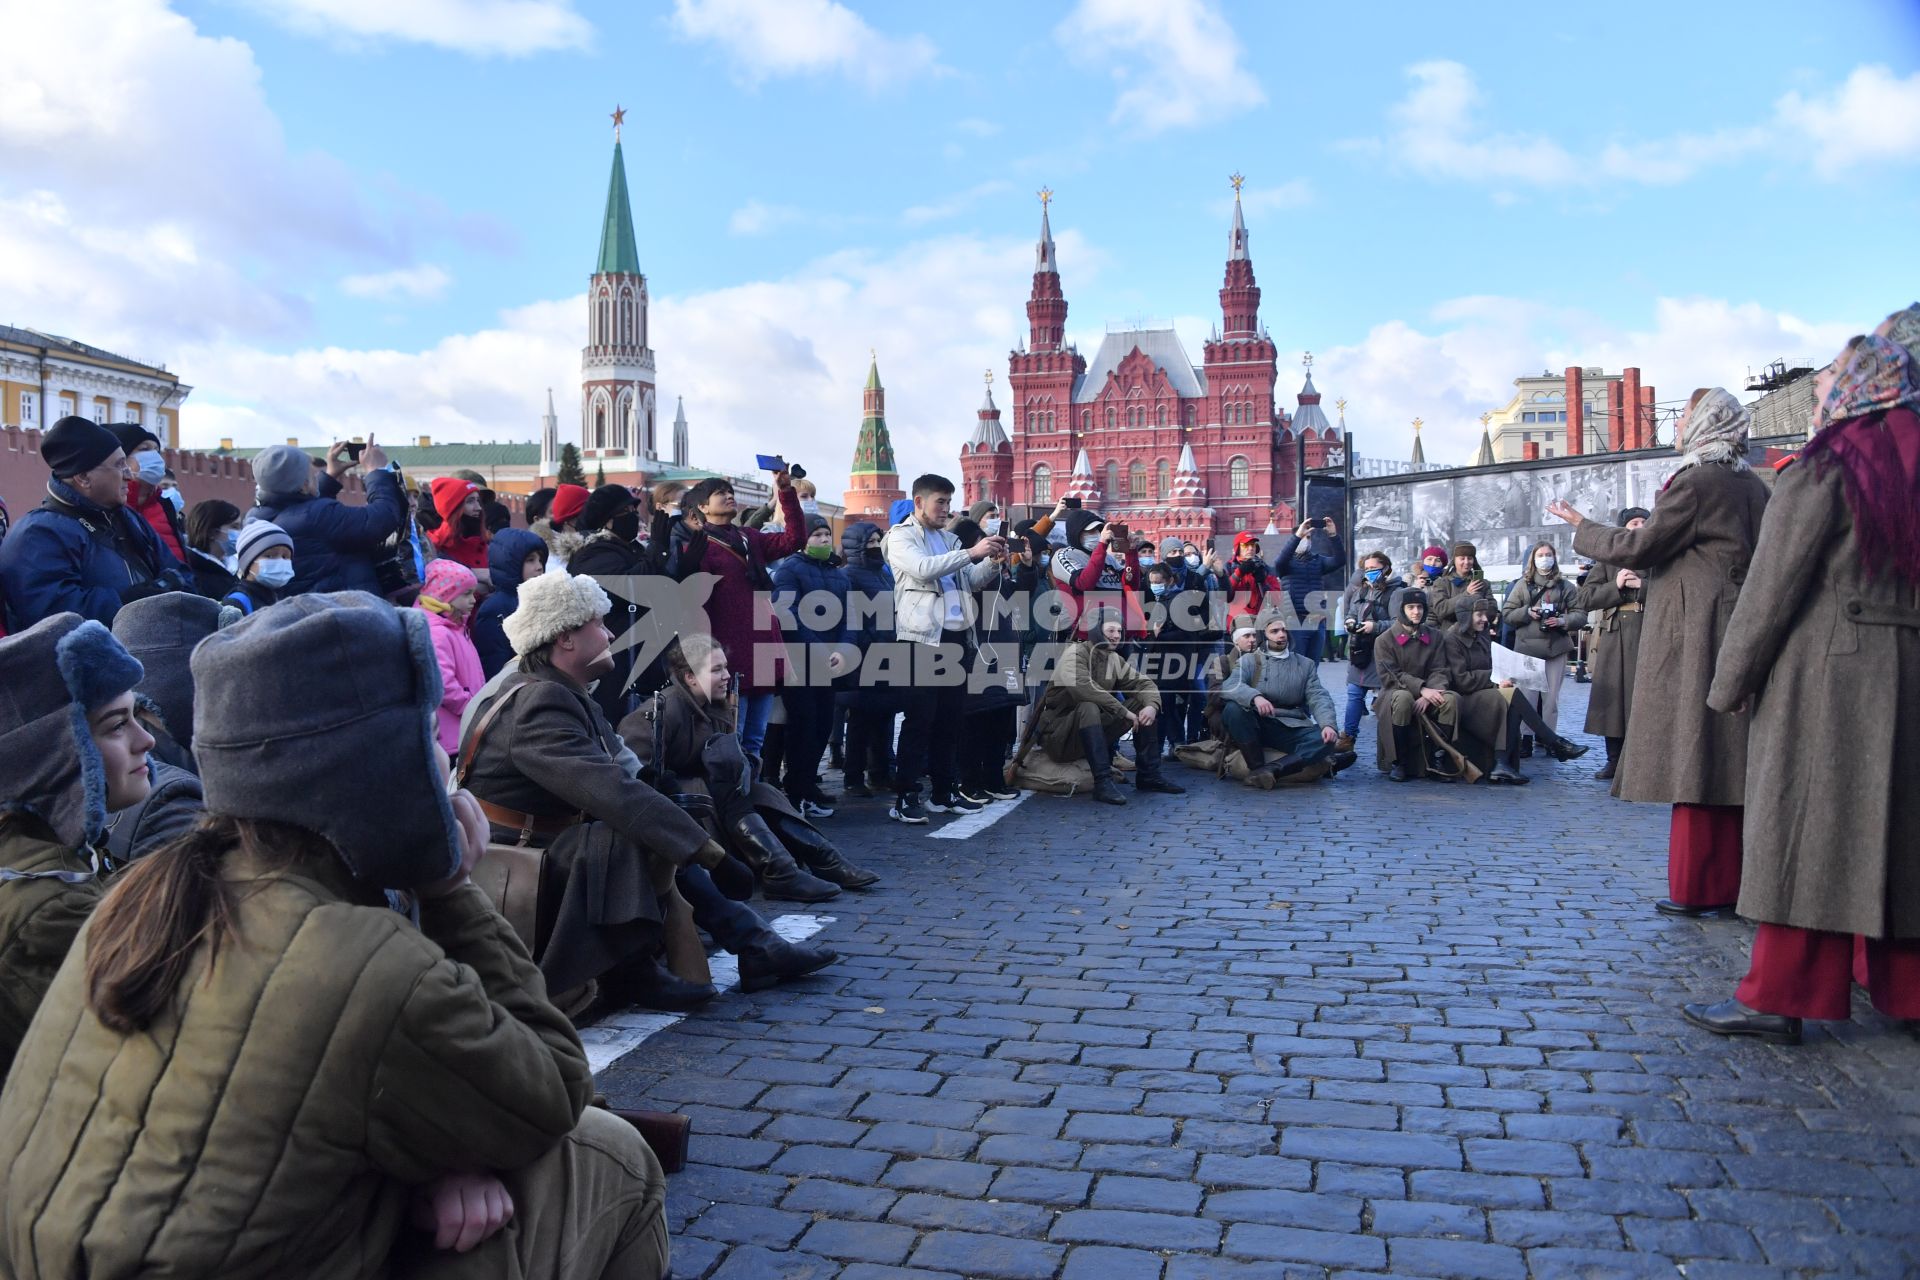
[{"x1": 424, "y1": 608, "x2": 484, "y2": 756}]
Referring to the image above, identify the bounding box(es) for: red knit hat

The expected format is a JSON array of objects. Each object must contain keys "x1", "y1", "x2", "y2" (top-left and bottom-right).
[
  {"x1": 429, "y1": 475, "x2": 480, "y2": 524},
  {"x1": 549, "y1": 483, "x2": 591, "y2": 525},
  {"x1": 1421, "y1": 545, "x2": 1447, "y2": 562}
]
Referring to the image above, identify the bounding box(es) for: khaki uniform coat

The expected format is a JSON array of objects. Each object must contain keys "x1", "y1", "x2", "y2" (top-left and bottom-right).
[
  {"x1": 1372, "y1": 622, "x2": 1455, "y2": 773},
  {"x1": 1573, "y1": 462, "x2": 1769, "y2": 805},
  {"x1": 1708, "y1": 459, "x2": 1920, "y2": 938},
  {"x1": 0, "y1": 823, "x2": 99, "y2": 1078},
  {"x1": 1033, "y1": 639, "x2": 1160, "y2": 763},
  {"x1": 1443, "y1": 624, "x2": 1509, "y2": 760},
  {"x1": 1576, "y1": 562, "x2": 1646, "y2": 738},
  {"x1": 0, "y1": 855, "x2": 597, "y2": 1279}
]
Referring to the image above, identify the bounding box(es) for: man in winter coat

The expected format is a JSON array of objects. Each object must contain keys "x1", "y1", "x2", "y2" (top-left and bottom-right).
[
  {"x1": 1030, "y1": 607, "x2": 1185, "y2": 806},
  {"x1": 0, "y1": 416, "x2": 188, "y2": 631},
  {"x1": 771, "y1": 514, "x2": 849, "y2": 813},
  {"x1": 1, "y1": 593, "x2": 672, "y2": 1280},
  {"x1": 110, "y1": 422, "x2": 189, "y2": 567},
  {"x1": 1373, "y1": 588, "x2": 1457, "y2": 782},
  {"x1": 0, "y1": 614, "x2": 152, "y2": 1074},
  {"x1": 1424, "y1": 541, "x2": 1491, "y2": 635},
  {"x1": 838, "y1": 519, "x2": 897, "y2": 795},
  {"x1": 473, "y1": 527, "x2": 548, "y2": 677},
  {"x1": 1273, "y1": 518, "x2": 1342, "y2": 662},
  {"x1": 246, "y1": 437, "x2": 406, "y2": 595},
  {"x1": 1217, "y1": 608, "x2": 1350, "y2": 788},
  {"x1": 1685, "y1": 329, "x2": 1920, "y2": 1043}
]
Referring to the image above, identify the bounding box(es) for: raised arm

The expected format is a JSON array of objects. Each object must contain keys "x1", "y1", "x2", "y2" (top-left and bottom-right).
[{"x1": 1570, "y1": 471, "x2": 1702, "y2": 572}]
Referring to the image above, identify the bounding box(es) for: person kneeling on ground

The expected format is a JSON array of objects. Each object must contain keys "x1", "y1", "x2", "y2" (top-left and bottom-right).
[
  {"x1": 0, "y1": 615, "x2": 152, "y2": 1076},
  {"x1": 1030, "y1": 607, "x2": 1185, "y2": 806},
  {"x1": 1218, "y1": 608, "x2": 1354, "y2": 789},
  {"x1": 621, "y1": 634, "x2": 877, "y2": 904},
  {"x1": 1373, "y1": 588, "x2": 1459, "y2": 783},
  {"x1": 1445, "y1": 595, "x2": 1587, "y2": 787}
]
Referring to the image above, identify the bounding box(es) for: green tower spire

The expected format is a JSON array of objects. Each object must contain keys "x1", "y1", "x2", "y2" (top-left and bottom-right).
[
  {"x1": 597, "y1": 138, "x2": 641, "y2": 276},
  {"x1": 851, "y1": 352, "x2": 897, "y2": 476}
]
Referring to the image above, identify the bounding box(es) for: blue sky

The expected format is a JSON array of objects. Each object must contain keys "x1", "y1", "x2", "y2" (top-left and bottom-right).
[{"x1": 6, "y1": 0, "x2": 1918, "y2": 492}]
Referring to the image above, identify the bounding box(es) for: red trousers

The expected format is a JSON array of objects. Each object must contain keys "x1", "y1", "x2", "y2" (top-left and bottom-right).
[
  {"x1": 1668, "y1": 803, "x2": 1742, "y2": 908},
  {"x1": 1736, "y1": 923, "x2": 1920, "y2": 1019}
]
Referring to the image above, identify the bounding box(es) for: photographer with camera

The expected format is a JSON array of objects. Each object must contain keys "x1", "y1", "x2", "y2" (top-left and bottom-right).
[
  {"x1": 1337, "y1": 550, "x2": 1403, "y2": 752},
  {"x1": 244, "y1": 435, "x2": 405, "y2": 597},
  {"x1": 1500, "y1": 539, "x2": 1587, "y2": 738},
  {"x1": 1274, "y1": 517, "x2": 1342, "y2": 663}
]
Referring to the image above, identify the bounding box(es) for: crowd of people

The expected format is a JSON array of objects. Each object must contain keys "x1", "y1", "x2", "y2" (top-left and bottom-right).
[{"x1": 0, "y1": 301, "x2": 1914, "y2": 1276}]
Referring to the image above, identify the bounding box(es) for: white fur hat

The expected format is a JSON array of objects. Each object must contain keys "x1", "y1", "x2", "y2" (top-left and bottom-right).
[{"x1": 503, "y1": 571, "x2": 612, "y2": 656}]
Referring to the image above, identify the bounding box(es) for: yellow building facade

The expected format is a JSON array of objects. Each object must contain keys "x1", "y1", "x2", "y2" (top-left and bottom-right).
[{"x1": 1, "y1": 326, "x2": 191, "y2": 447}]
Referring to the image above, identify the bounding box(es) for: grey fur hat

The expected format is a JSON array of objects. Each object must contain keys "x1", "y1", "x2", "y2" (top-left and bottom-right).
[
  {"x1": 112, "y1": 592, "x2": 242, "y2": 753},
  {"x1": 190, "y1": 591, "x2": 460, "y2": 889},
  {"x1": 0, "y1": 613, "x2": 145, "y2": 847}
]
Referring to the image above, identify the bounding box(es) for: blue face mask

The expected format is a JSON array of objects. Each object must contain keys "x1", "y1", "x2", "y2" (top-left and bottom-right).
[
  {"x1": 1365, "y1": 568, "x2": 1383, "y2": 583},
  {"x1": 1149, "y1": 583, "x2": 1169, "y2": 597},
  {"x1": 223, "y1": 529, "x2": 240, "y2": 555}
]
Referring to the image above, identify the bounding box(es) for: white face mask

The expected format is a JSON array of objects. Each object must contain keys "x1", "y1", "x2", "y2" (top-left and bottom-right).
[
  {"x1": 254, "y1": 559, "x2": 296, "y2": 588},
  {"x1": 134, "y1": 450, "x2": 166, "y2": 485},
  {"x1": 799, "y1": 499, "x2": 820, "y2": 516},
  {"x1": 1535, "y1": 555, "x2": 1557, "y2": 573},
  {"x1": 1185, "y1": 554, "x2": 1201, "y2": 570},
  {"x1": 983, "y1": 517, "x2": 1002, "y2": 535}
]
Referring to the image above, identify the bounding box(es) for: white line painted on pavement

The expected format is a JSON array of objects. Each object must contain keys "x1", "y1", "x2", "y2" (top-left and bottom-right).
[
  {"x1": 929, "y1": 791, "x2": 1030, "y2": 840},
  {"x1": 582, "y1": 912, "x2": 835, "y2": 1074}
]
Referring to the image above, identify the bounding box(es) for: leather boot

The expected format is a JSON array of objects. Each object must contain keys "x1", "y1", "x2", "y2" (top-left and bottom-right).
[
  {"x1": 738, "y1": 930, "x2": 840, "y2": 993},
  {"x1": 1231, "y1": 730, "x2": 1277, "y2": 790},
  {"x1": 1082, "y1": 727, "x2": 1127, "y2": 805},
  {"x1": 1546, "y1": 734, "x2": 1590, "y2": 762},
  {"x1": 1131, "y1": 723, "x2": 1186, "y2": 794},
  {"x1": 727, "y1": 814, "x2": 841, "y2": 902},
  {"x1": 601, "y1": 955, "x2": 716, "y2": 1013},
  {"x1": 1388, "y1": 724, "x2": 1415, "y2": 782},
  {"x1": 1487, "y1": 760, "x2": 1528, "y2": 785},
  {"x1": 771, "y1": 814, "x2": 880, "y2": 889}
]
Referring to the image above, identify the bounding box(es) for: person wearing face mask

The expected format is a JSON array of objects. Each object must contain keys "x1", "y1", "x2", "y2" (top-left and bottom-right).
[
  {"x1": 1373, "y1": 588, "x2": 1458, "y2": 782},
  {"x1": 1500, "y1": 540, "x2": 1589, "y2": 739},
  {"x1": 1218, "y1": 608, "x2": 1351, "y2": 788},
  {"x1": 0, "y1": 613, "x2": 153, "y2": 1076},
  {"x1": 1052, "y1": 508, "x2": 1146, "y2": 641},
  {"x1": 1338, "y1": 551, "x2": 1403, "y2": 752},
  {"x1": 473, "y1": 528, "x2": 548, "y2": 678},
  {"x1": 245, "y1": 438, "x2": 404, "y2": 596},
  {"x1": 221, "y1": 520, "x2": 296, "y2": 614},
  {"x1": 1575, "y1": 509, "x2": 1650, "y2": 779},
  {"x1": 569, "y1": 483, "x2": 664, "y2": 724},
  {"x1": 1225, "y1": 531, "x2": 1284, "y2": 629},
  {"x1": 183, "y1": 498, "x2": 244, "y2": 602},
  {"x1": 416, "y1": 559, "x2": 485, "y2": 756},
  {"x1": 771, "y1": 515, "x2": 850, "y2": 816},
  {"x1": 109, "y1": 424, "x2": 189, "y2": 568},
  {"x1": 1425, "y1": 541, "x2": 1487, "y2": 634},
  {"x1": 836, "y1": 520, "x2": 898, "y2": 797},
  {"x1": 967, "y1": 500, "x2": 1003, "y2": 538},
  {"x1": 1549, "y1": 387, "x2": 1770, "y2": 918}
]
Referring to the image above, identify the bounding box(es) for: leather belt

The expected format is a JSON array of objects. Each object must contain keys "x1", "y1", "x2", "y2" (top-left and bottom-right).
[
  {"x1": 1616, "y1": 603, "x2": 1643, "y2": 613},
  {"x1": 475, "y1": 797, "x2": 585, "y2": 843}
]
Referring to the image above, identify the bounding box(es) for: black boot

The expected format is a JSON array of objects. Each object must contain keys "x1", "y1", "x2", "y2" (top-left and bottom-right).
[
  {"x1": 1231, "y1": 731, "x2": 1277, "y2": 789},
  {"x1": 1546, "y1": 733, "x2": 1590, "y2": 762},
  {"x1": 1388, "y1": 725, "x2": 1415, "y2": 782},
  {"x1": 738, "y1": 931, "x2": 840, "y2": 993},
  {"x1": 1596, "y1": 737, "x2": 1621, "y2": 780},
  {"x1": 1682, "y1": 998, "x2": 1802, "y2": 1045},
  {"x1": 601, "y1": 955, "x2": 716, "y2": 1012},
  {"x1": 771, "y1": 814, "x2": 880, "y2": 890},
  {"x1": 728, "y1": 814, "x2": 841, "y2": 903},
  {"x1": 1487, "y1": 760, "x2": 1528, "y2": 785},
  {"x1": 1081, "y1": 727, "x2": 1127, "y2": 805},
  {"x1": 1131, "y1": 723, "x2": 1186, "y2": 794}
]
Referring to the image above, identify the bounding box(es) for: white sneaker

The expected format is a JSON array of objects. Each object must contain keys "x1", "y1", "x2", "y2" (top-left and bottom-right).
[{"x1": 800, "y1": 798, "x2": 836, "y2": 819}]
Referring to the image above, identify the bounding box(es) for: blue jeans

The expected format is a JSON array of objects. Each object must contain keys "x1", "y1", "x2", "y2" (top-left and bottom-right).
[
  {"x1": 1343, "y1": 682, "x2": 1369, "y2": 737},
  {"x1": 739, "y1": 691, "x2": 774, "y2": 758},
  {"x1": 1293, "y1": 624, "x2": 1327, "y2": 664}
]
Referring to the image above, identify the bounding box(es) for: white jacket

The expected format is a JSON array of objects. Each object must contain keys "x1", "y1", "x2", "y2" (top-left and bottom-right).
[{"x1": 883, "y1": 520, "x2": 999, "y2": 647}]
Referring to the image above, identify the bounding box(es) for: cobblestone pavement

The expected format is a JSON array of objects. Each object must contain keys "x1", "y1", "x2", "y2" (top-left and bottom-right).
[{"x1": 600, "y1": 673, "x2": 1920, "y2": 1279}]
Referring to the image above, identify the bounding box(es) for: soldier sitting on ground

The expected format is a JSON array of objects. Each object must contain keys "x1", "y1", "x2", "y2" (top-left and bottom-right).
[
  {"x1": 1217, "y1": 607, "x2": 1356, "y2": 789},
  {"x1": 1029, "y1": 606, "x2": 1186, "y2": 806},
  {"x1": 1373, "y1": 588, "x2": 1459, "y2": 783}
]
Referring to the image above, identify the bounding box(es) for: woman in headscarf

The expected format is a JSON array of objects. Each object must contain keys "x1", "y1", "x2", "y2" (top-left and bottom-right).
[
  {"x1": 1681, "y1": 328, "x2": 1920, "y2": 1043},
  {"x1": 1575, "y1": 507, "x2": 1651, "y2": 778},
  {"x1": 1548, "y1": 387, "x2": 1770, "y2": 917}
]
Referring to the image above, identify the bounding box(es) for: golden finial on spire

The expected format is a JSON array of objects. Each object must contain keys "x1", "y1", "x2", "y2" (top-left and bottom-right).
[
  {"x1": 610, "y1": 105, "x2": 626, "y2": 141},
  {"x1": 1302, "y1": 351, "x2": 1313, "y2": 370},
  {"x1": 1335, "y1": 397, "x2": 1348, "y2": 420},
  {"x1": 985, "y1": 369, "x2": 993, "y2": 386},
  {"x1": 870, "y1": 347, "x2": 877, "y2": 363},
  {"x1": 1480, "y1": 411, "x2": 1492, "y2": 427},
  {"x1": 1229, "y1": 172, "x2": 1246, "y2": 194},
  {"x1": 1412, "y1": 417, "x2": 1424, "y2": 434},
  {"x1": 1037, "y1": 186, "x2": 1053, "y2": 209}
]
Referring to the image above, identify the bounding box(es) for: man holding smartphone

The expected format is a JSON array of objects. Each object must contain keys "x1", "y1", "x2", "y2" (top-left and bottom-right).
[{"x1": 245, "y1": 434, "x2": 404, "y2": 596}]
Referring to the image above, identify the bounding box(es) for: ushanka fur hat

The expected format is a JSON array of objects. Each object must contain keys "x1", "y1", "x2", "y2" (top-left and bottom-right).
[
  {"x1": 503, "y1": 570, "x2": 612, "y2": 657},
  {"x1": 112, "y1": 591, "x2": 242, "y2": 754},
  {"x1": 0, "y1": 613, "x2": 145, "y2": 847},
  {"x1": 190, "y1": 591, "x2": 459, "y2": 890}
]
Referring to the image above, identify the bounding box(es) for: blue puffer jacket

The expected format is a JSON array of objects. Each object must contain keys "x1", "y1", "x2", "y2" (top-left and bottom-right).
[
  {"x1": 472, "y1": 528, "x2": 546, "y2": 678},
  {"x1": 1276, "y1": 532, "x2": 1342, "y2": 625},
  {"x1": 0, "y1": 479, "x2": 181, "y2": 631},
  {"x1": 246, "y1": 468, "x2": 405, "y2": 596},
  {"x1": 771, "y1": 548, "x2": 849, "y2": 646},
  {"x1": 838, "y1": 521, "x2": 892, "y2": 652}
]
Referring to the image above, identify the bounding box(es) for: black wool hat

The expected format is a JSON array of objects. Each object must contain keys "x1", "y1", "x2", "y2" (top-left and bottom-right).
[
  {"x1": 109, "y1": 422, "x2": 161, "y2": 456},
  {"x1": 1618, "y1": 506, "x2": 1650, "y2": 525},
  {"x1": 581, "y1": 482, "x2": 638, "y2": 533},
  {"x1": 41, "y1": 415, "x2": 123, "y2": 479}
]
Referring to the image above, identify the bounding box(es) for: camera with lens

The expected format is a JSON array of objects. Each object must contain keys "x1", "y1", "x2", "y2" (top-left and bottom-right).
[{"x1": 1344, "y1": 615, "x2": 1362, "y2": 634}]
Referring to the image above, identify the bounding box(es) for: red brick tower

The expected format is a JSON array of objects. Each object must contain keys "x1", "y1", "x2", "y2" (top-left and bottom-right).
[
  {"x1": 1006, "y1": 189, "x2": 1084, "y2": 509},
  {"x1": 843, "y1": 353, "x2": 904, "y2": 525},
  {"x1": 1199, "y1": 175, "x2": 1290, "y2": 533},
  {"x1": 961, "y1": 371, "x2": 1014, "y2": 509}
]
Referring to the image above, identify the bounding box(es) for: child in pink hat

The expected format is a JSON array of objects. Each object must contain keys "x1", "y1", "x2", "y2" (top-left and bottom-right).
[{"x1": 415, "y1": 558, "x2": 482, "y2": 755}]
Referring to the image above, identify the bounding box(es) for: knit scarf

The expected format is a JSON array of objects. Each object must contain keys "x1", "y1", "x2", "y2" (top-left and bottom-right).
[
  {"x1": 1666, "y1": 387, "x2": 1751, "y2": 484},
  {"x1": 1800, "y1": 335, "x2": 1920, "y2": 586}
]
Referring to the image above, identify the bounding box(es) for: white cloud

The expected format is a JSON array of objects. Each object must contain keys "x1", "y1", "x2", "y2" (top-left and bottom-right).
[
  {"x1": 1055, "y1": 0, "x2": 1264, "y2": 133},
  {"x1": 728, "y1": 200, "x2": 810, "y2": 237},
  {"x1": 1217, "y1": 180, "x2": 1313, "y2": 217},
  {"x1": 669, "y1": 0, "x2": 939, "y2": 89},
  {"x1": 1312, "y1": 296, "x2": 1858, "y2": 465},
  {"x1": 340, "y1": 264, "x2": 452, "y2": 301},
  {"x1": 244, "y1": 0, "x2": 591, "y2": 55},
  {"x1": 1776, "y1": 64, "x2": 1920, "y2": 176},
  {"x1": 1370, "y1": 60, "x2": 1920, "y2": 192},
  {"x1": 901, "y1": 181, "x2": 1012, "y2": 226}
]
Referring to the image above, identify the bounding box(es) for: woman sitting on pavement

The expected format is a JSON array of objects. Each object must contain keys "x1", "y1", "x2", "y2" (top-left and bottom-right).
[
  {"x1": 1372, "y1": 588, "x2": 1457, "y2": 783},
  {"x1": 620, "y1": 633, "x2": 877, "y2": 902},
  {"x1": 1445, "y1": 594, "x2": 1587, "y2": 786},
  {"x1": 0, "y1": 592, "x2": 672, "y2": 1279},
  {"x1": 0, "y1": 614, "x2": 152, "y2": 1076}
]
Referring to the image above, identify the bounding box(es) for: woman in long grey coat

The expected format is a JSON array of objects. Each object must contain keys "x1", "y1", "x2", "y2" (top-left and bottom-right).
[
  {"x1": 1575, "y1": 507, "x2": 1650, "y2": 778},
  {"x1": 1683, "y1": 329, "x2": 1920, "y2": 1044},
  {"x1": 1549, "y1": 388, "x2": 1770, "y2": 917}
]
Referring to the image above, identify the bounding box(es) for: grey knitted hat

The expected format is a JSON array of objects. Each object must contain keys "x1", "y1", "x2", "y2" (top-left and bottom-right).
[
  {"x1": 235, "y1": 520, "x2": 293, "y2": 579},
  {"x1": 252, "y1": 444, "x2": 313, "y2": 501},
  {"x1": 190, "y1": 591, "x2": 460, "y2": 889},
  {"x1": 0, "y1": 613, "x2": 145, "y2": 847},
  {"x1": 112, "y1": 592, "x2": 242, "y2": 752}
]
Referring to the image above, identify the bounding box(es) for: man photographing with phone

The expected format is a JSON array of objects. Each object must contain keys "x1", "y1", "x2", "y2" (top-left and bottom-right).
[{"x1": 244, "y1": 432, "x2": 404, "y2": 596}]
